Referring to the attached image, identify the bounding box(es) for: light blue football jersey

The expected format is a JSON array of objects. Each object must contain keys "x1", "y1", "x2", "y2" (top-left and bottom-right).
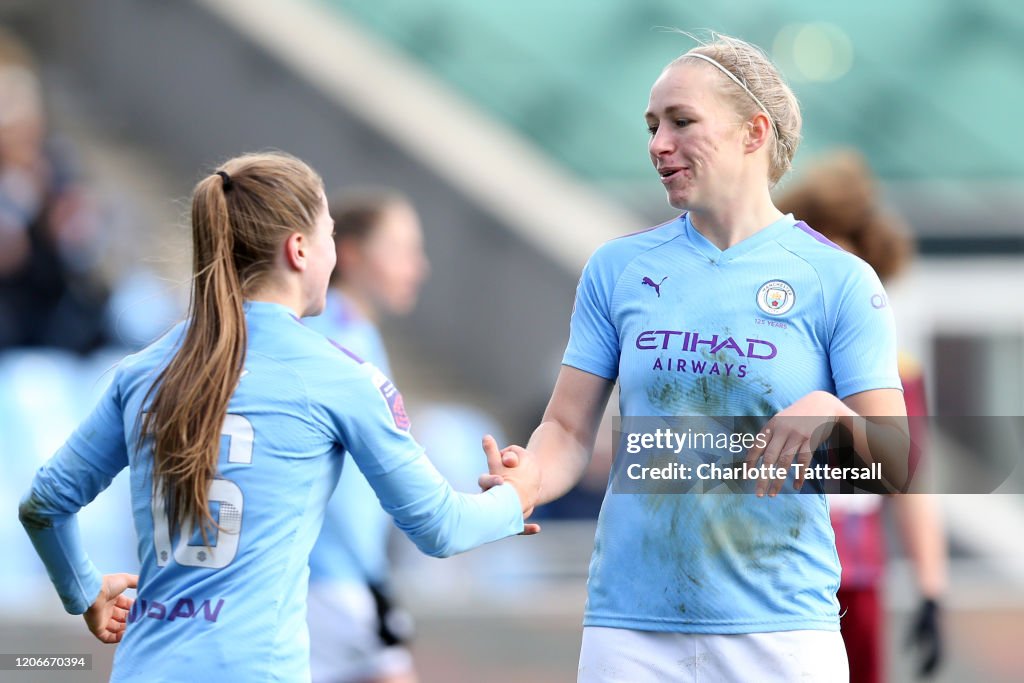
[
  {"x1": 304, "y1": 290, "x2": 394, "y2": 584},
  {"x1": 20, "y1": 301, "x2": 523, "y2": 682},
  {"x1": 563, "y1": 213, "x2": 900, "y2": 634}
]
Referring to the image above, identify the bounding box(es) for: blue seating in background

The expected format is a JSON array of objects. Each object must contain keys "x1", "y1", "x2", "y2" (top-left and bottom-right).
[{"x1": 0, "y1": 348, "x2": 139, "y2": 613}]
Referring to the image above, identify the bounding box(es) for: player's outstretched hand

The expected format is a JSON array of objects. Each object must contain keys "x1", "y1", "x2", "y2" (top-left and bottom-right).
[
  {"x1": 84, "y1": 573, "x2": 138, "y2": 644},
  {"x1": 480, "y1": 435, "x2": 541, "y2": 535}
]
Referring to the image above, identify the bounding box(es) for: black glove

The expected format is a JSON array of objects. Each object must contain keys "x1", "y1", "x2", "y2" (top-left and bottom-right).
[
  {"x1": 906, "y1": 598, "x2": 942, "y2": 678},
  {"x1": 368, "y1": 582, "x2": 414, "y2": 647}
]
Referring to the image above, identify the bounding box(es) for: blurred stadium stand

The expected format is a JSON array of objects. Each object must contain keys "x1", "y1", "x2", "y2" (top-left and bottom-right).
[
  {"x1": 325, "y1": 0, "x2": 1024, "y2": 251},
  {"x1": 21, "y1": 0, "x2": 1024, "y2": 427},
  {"x1": 2, "y1": 0, "x2": 1023, "y2": 681},
  {"x1": 26, "y1": 0, "x2": 641, "y2": 435}
]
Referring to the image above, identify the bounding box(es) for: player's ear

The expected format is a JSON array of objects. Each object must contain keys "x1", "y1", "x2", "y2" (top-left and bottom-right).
[
  {"x1": 284, "y1": 231, "x2": 308, "y2": 272},
  {"x1": 744, "y1": 112, "x2": 772, "y2": 153}
]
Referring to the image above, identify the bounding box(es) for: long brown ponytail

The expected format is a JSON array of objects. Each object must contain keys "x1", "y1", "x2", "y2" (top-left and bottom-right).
[{"x1": 141, "y1": 152, "x2": 323, "y2": 543}]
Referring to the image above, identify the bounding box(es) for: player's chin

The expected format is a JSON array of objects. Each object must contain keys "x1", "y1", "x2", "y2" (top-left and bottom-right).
[{"x1": 665, "y1": 190, "x2": 692, "y2": 211}]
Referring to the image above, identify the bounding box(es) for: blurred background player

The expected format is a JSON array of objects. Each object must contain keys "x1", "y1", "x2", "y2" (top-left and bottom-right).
[
  {"x1": 0, "y1": 26, "x2": 178, "y2": 627},
  {"x1": 19, "y1": 151, "x2": 537, "y2": 682},
  {"x1": 305, "y1": 189, "x2": 430, "y2": 683},
  {"x1": 0, "y1": 27, "x2": 110, "y2": 353},
  {"x1": 777, "y1": 148, "x2": 947, "y2": 682}
]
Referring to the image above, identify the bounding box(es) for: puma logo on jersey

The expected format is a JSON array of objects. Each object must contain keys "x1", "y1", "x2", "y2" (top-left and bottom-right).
[{"x1": 642, "y1": 276, "x2": 668, "y2": 297}]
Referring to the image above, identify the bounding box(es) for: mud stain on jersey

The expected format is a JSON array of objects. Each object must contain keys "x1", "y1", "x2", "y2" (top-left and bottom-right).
[
  {"x1": 701, "y1": 496, "x2": 808, "y2": 574},
  {"x1": 637, "y1": 493, "x2": 716, "y2": 612},
  {"x1": 646, "y1": 349, "x2": 777, "y2": 418},
  {"x1": 647, "y1": 377, "x2": 687, "y2": 413},
  {"x1": 17, "y1": 494, "x2": 53, "y2": 530}
]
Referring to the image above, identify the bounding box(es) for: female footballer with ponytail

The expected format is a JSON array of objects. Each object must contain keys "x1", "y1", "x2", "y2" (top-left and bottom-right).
[{"x1": 20, "y1": 151, "x2": 539, "y2": 682}]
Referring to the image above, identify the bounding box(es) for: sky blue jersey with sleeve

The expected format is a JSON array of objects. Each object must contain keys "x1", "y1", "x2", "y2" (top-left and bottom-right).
[
  {"x1": 563, "y1": 214, "x2": 900, "y2": 634},
  {"x1": 19, "y1": 301, "x2": 523, "y2": 683},
  {"x1": 304, "y1": 289, "x2": 395, "y2": 584}
]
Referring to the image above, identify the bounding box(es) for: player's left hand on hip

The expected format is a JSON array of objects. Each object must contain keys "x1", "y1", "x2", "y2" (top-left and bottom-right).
[{"x1": 84, "y1": 573, "x2": 138, "y2": 644}]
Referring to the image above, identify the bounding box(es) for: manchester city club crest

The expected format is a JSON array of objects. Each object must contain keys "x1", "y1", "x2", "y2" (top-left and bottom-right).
[{"x1": 756, "y1": 280, "x2": 795, "y2": 316}]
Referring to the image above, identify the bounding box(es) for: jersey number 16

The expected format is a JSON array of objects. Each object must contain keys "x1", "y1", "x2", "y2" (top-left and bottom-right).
[{"x1": 151, "y1": 414, "x2": 254, "y2": 570}]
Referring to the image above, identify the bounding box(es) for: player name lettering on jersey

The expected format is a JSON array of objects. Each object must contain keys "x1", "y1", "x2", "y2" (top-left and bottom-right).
[{"x1": 127, "y1": 597, "x2": 226, "y2": 624}]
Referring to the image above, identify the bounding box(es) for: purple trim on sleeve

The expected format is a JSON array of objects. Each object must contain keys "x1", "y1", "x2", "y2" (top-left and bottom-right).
[{"x1": 795, "y1": 221, "x2": 845, "y2": 251}]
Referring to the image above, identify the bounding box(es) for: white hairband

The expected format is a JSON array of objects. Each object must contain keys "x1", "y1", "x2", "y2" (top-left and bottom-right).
[{"x1": 682, "y1": 52, "x2": 778, "y2": 137}]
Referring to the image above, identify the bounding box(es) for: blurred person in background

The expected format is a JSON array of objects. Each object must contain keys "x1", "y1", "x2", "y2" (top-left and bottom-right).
[
  {"x1": 777, "y1": 149, "x2": 947, "y2": 682},
  {"x1": 0, "y1": 26, "x2": 110, "y2": 352},
  {"x1": 19, "y1": 151, "x2": 538, "y2": 682},
  {"x1": 304, "y1": 189, "x2": 430, "y2": 683},
  {"x1": 492, "y1": 33, "x2": 910, "y2": 682}
]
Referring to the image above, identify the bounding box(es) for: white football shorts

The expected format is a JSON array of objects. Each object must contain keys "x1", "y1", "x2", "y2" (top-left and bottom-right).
[
  {"x1": 578, "y1": 625, "x2": 848, "y2": 682},
  {"x1": 307, "y1": 582, "x2": 413, "y2": 683}
]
